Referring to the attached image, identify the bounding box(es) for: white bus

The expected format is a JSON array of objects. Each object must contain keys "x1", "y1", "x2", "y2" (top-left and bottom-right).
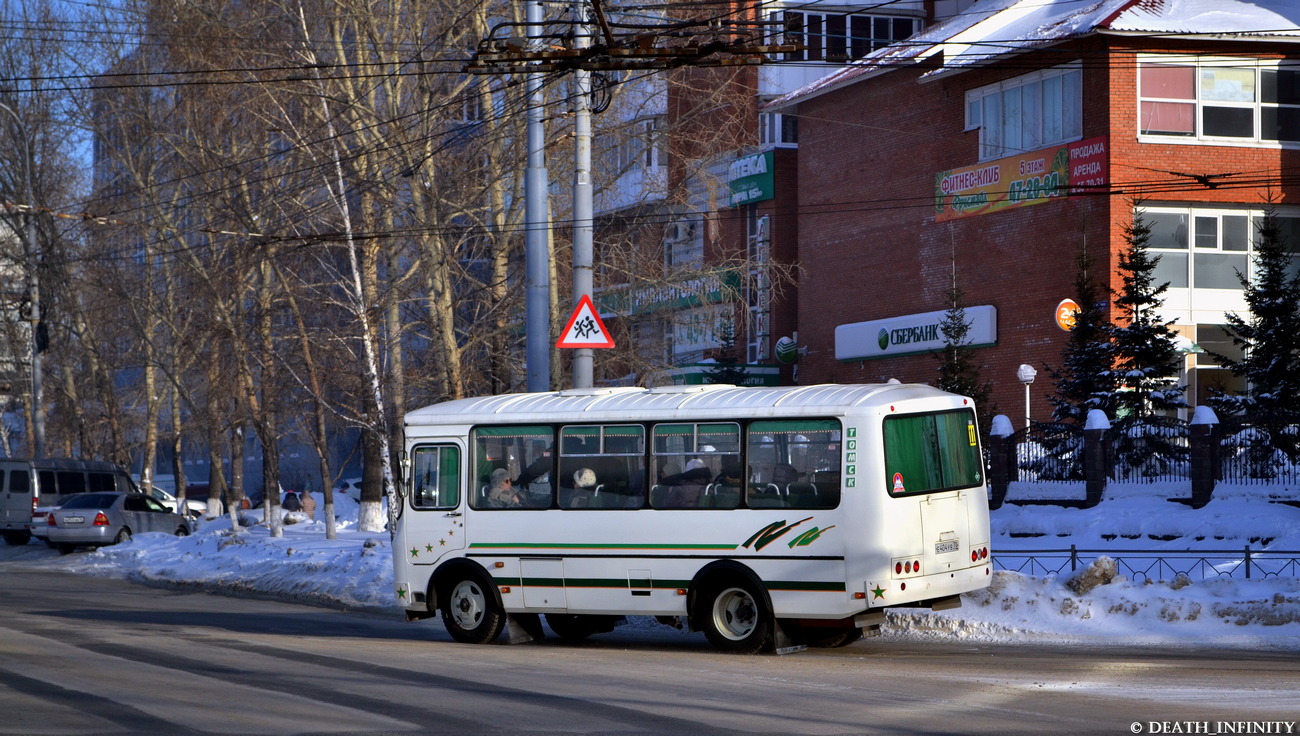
[{"x1": 394, "y1": 383, "x2": 991, "y2": 653}]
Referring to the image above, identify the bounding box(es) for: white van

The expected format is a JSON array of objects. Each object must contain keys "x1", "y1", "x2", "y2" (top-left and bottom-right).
[{"x1": 0, "y1": 459, "x2": 138, "y2": 546}]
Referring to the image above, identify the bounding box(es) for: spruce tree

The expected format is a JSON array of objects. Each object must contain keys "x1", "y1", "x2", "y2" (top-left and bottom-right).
[
  {"x1": 1210, "y1": 206, "x2": 1300, "y2": 419},
  {"x1": 1046, "y1": 242, "x2": 1116, "y2": 423},
  {"x1": 1105, "y1": 205, "x2": 1188, "y2": 477},
  {"x1": 703, "y1": 321, "x2": 750, "y2": 385},
  {"x1": 935, "y1": 286, "x2": 994, "y2": 416},
  {"x1": 1107, "y1": 206, "x2": 1187, "y2": 418}
]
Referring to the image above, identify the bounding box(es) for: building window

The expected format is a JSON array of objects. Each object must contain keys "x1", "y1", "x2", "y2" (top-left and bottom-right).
[
  {"x1": 595, "y1": 115, "x2": 666, "y2": 175},
  {"x1": 779, "y1": 11, "x2": 919, "y2": 63},
  {"x1": 1139, "y1": 56, "x2": 1300, "y2": 145},
  {"x1": 1192, "y1": 324, "x2": 1246, "y2": 407},
  {"x1": 1145, "y1": 206, "x2": 1300, "y2": 290},
  {"x1": 966, "y1": 63, "x2": 1082, "y2": 160},
  {"x1": 759, "y1": 112, "x2": 797, "y2": 146}
]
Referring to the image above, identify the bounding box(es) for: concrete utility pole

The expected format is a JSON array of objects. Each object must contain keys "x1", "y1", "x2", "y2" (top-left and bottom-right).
[
  {"x1": 524, "y1": 0, "x2": 552, "y2": 393},
  {"x1": 0, "y1": 101, "x2": 44, "y2": 458},
  {"x1": 570, "y1": 0, "x2": 594, "y2": 389},
  {"x1": 467, "y1": 2, "x2": 795, "y2": 391}
]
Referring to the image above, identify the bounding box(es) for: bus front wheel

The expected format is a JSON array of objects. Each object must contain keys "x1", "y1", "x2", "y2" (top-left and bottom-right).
[
  {"x1": 699, "y1": 578, "x2": 772, "y2": 654},
  {"x1": 439, "y1": 571, "x2": 505, "y2": 644}
]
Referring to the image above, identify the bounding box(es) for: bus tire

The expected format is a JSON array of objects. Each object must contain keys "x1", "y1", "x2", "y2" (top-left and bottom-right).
[
  {"x1": 698, "y1": 577, "x2": 772, "y2": 654},
  {"x1": 438, "y1": 568, "x2": 505, "y2": 644},
  {"x1": 546, "y1": 614, "x2": 618, "y2": 642}
]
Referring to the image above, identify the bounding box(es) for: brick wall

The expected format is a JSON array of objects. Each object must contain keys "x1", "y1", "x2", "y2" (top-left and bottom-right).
[{"x1": 790, "y1": 37, "x2": 1300, "y2": 423}]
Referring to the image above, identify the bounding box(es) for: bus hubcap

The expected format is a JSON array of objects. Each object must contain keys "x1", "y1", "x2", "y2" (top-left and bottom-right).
[
  {"x1": 451, "y1": 581, "x2": 484, "y2": 627},
  {"x1": 713, "y1": 587, "x2": 757, "y2": 640}
]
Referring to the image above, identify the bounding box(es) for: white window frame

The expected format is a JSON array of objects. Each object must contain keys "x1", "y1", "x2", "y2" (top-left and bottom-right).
[
  {"x1": 776, "y1": 10, "x2": 919, "y2": 63},
  {"x1": 965, "y1": 62, "x2": 1082, "y2": 161},
  {"x1": 1144, "y1": 204, "x2": 1300, "y2": 291},
  {"x1": 1137, "y1": 55, "x2": 1300, "y2": 147},
  {"x1": 595, "y1": 115, "x2": 666, "y2": 177},
  {"x1": 759, "y1": 112, "x2": 797, "y2": 147}
]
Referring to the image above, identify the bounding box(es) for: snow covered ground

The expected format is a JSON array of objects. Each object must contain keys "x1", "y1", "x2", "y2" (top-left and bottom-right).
[{"x1": 4, "y1": 483, "x2": 1298, "y2": 650}]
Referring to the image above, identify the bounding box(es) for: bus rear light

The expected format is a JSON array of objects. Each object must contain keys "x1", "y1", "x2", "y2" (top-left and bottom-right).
[
  {"x1": 853, "y1": 591, "x2": 866, "y2": 599},
  {"x1": 900, "y1": 582, "x2": 906, "y2": 591},
  {"x1": 94, "y1": 512, "x2": 110, "y2": 527},
  {"x1": 676, "y1": 588, "x2": 687, "y2": 596},
  {"x1": 893, "y1": 558, "x2": 922, "y2": 577},
  {"x1": 499, "y1": 586, "x2": 511, "y2": 594},
  {"x1": 980, "y1": 548, "x2": 989, "y2": 560}
]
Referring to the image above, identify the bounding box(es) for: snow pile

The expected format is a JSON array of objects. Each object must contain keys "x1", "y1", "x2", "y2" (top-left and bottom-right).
[{"x1": 5, "y1": 484, "x2": 1298, "y2": 650}]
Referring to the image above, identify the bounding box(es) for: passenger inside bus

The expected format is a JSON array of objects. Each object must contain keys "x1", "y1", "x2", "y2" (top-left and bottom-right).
[
  {"x1": 663, "y1": 459, "x2": 710, "y2": 507},
  {"x1": 485, "y1": 468, "x2": 523, "y2": 508}
]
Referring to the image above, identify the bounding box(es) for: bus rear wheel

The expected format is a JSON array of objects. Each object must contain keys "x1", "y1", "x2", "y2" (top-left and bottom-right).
[
  {"x1": 439, "y1": 571, "x2": 505, "y2": 644},
  {"x1": 699, "y1": 579, "x2": 772, "y2": 654}
]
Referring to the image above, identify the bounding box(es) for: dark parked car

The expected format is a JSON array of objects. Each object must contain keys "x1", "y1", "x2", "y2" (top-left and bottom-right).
[{"x1": 46, "y1": 492, "x2": 192, "y2": 554}]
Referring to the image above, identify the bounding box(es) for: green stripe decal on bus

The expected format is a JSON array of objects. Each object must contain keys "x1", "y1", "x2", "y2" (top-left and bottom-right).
[
  {"x1": 469, "y1": 542, "x2": 738, "y2": 550},
  {"x1": 494, "y1": 576, "x2": 845, "y2": 592}
]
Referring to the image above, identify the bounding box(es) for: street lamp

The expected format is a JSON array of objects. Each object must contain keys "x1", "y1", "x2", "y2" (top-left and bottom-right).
[
  {"x1": 1016, "y1": 364, "x2": 1037, "y2": 430},
  {"x1": 0, "y1": 101, "x2": 44, "y2": 458}
]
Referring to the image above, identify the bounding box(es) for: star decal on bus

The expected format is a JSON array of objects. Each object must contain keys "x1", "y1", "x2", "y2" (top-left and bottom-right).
[
  {"x1": 871, "y1": 585, "x2": 886, "y2": 600},
  {"x1": 409, "y1": 547, "x2": 419, "y2": 558}
]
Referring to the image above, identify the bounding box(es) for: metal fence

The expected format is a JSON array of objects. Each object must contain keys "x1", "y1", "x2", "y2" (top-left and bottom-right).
[
  {"x1": 1215, "y1": 418, "x2": 1300, "y2": 485},
  {"x1": 1008, "y1": 416, "x2": 1192, "y2": 485},
  {"x1": 1011, "y1": 422, "x2": 1085, "y2": 482},
  {"x1": 993, "y1": 545, "x2": 1300, "y2": 581}
]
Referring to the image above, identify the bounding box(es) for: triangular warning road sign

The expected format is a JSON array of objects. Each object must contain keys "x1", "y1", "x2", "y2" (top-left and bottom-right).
[{"x1": 556, "y1": 294, "x2": 615, "y2": 349}]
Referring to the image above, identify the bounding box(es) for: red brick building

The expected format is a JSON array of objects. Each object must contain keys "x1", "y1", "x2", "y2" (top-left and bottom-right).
[{"x1": 772, "y1": 0, "x2": 1300, "y2": 423}]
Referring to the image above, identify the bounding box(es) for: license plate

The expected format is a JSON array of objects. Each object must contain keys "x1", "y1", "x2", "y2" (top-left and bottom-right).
[
  {"x1": 62, "y1": 516, "x2": 84, "y2": 524},
  {"x1": 935, "y1": 540, "x2": 959, "y2": 554}
]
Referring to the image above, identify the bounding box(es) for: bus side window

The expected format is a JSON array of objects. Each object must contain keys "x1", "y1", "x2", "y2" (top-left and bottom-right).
[
  {"x1": 410, "y1": 446, "x2": 460, "y2": 510},
  {"x1": 559, "y1": 425, "x2": 645, "y2": 509},
  {"x1": 471, "y1": 425, "x2": 553, "y2": 510},
  {"x1": 89, "y1": 472, "x2": 115, "y2": 493},
  {"x1": 747, "y1": 419, "x2": 842, "y2": 510},
  {"x1": 11, "y1": 469, "x2": 29, "y2": 494}
]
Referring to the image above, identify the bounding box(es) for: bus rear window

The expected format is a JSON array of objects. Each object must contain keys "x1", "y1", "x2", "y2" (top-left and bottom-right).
[{"x1": 883, "y1": 409, "x2": 983, "y2": 495}]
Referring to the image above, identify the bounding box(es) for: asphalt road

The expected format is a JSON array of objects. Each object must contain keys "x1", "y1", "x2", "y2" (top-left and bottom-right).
[{"x1": 0, "y1": 566, "x2": 1296, "y2": 736}]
